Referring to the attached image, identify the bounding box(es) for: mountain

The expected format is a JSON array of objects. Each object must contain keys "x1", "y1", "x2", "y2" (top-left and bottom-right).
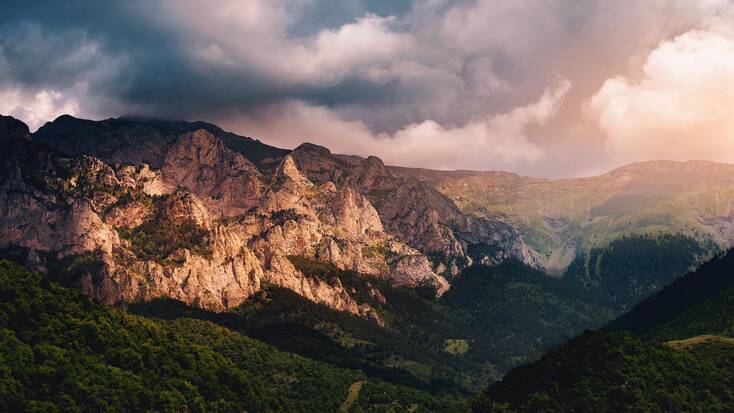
[
  {"x1": 1, "y1": 128, "x2": 452, "y2": 319},
  {"x1": 3, "y1": 113, "x2": 734, "y2": 408},
  {"x1": 474, "y1": 249, "x2": 734, "y2": 412},
  {"x1": 33, "y1": 115, "x2": 533, "y2": 277},
  {"x1": 396, "y1": 162, "x2": 730, "y2": 274},
  {"x1": 32, "y1": 115, "x2": 729, "y2": 278}
]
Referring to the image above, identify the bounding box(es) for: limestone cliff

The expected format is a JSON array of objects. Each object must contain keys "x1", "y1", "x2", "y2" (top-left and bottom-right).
[
  {"x1": 289, "y1": 142, "x2": 533, "y2": 275},
  {"x1": 0, "y1": 119, "x2": 449, "y2": 322}
]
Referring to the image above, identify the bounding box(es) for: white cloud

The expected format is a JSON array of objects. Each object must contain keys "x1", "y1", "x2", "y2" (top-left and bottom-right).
[
  {"x1": 165, "y1": 1, "x2": 414, "y2": 86},
  {"x1": 224, "y1": 78, "x2": 571, "y2": 171},
  {"x1": 591, "y1": 22, "x2": 734, "y2": 164},
  {"x1": 0, "y1": 88, "x2": 79, "y2": 131}
]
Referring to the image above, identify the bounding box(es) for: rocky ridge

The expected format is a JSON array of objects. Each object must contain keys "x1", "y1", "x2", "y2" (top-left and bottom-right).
[
  {"x1": 288, "y1": 142, "x2": 534, "y2": 275},
  {"x1": 0, "y1": 116, "x2": 448, "y2": 321},
  {"x1": 33, "y1": 116, "x2": 534, "y2": 277}
]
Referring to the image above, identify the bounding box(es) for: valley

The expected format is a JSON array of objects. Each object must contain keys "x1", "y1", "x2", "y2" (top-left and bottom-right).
[{"x1": 476, "y1": 249, "x2": 734, "y2": 412}]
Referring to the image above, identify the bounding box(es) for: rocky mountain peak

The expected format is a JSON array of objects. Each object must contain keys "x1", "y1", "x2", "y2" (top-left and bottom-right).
[
  {"x1": 294, "y1": 142, "x2": 332, "y2": 156},
  {"x1": 274, "y1": 155, "x2": 310, "y2": 186},
  {"x1": 0, "y1": 115, "x2": 30, "y2": 141}
]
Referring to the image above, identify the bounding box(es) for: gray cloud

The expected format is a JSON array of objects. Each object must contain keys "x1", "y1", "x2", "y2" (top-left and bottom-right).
[{"x1": 0, "y1": 0, "x2": 731, "y2": 176}]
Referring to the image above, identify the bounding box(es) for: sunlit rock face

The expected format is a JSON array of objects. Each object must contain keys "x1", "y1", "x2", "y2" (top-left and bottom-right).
[
  {"x1": 289, "y1": 142, "x2": 534, "y2": 276},
  {"x1": 0, "y1": 116, "x2": 450, "y2": 321},
  {"x1": 161, "y1": 129, "x2": 264, "y2": 217}
]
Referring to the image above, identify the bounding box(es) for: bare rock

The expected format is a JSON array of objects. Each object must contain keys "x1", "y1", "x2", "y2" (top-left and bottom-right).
[{"x1": 161, "y1": 130, "x2": 263, "y2": 217}]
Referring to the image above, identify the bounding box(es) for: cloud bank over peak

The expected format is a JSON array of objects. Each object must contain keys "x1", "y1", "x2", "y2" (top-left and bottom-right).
[
  {"x1": 229, "y1": 78, "x2": 571, "y2": 171},
  {"x1": 0, "y1": 88, "x2": 79, "y2": 131}
]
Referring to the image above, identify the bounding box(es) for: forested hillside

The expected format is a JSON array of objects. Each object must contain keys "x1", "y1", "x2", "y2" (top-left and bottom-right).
[
  {"x1": 564, "y1": 234, "x2": 706, "y2": 310},
  {"x1": 474, "y1": 250, "x2": 734, "y2": 412},
  {"x1": 608, "y1": 249, "x2": 734, "y2": 335},
  {"x1": 131, "y1": 257, "x2": 611, "y2": 394},
  {"x1": 0, "y1": 260, "x2": 468, "y2": 412}
]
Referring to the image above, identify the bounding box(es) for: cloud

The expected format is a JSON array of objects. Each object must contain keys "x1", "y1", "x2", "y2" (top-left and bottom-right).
[
  {"x1": 591, "y1": 18, "x2": 734, "y2": 164},
  {"x1": 2, "y1": 0, "x2": 734, "y2": 175},
  {"x1": 223, "y1": 78, "x2": 571, "y2": 171},
  {"x1": 0, "y1": 88, "x2": 79, "y2": 131},
  {"x1": 160, "y1": 1, "x2": 415, "y2": 86}
]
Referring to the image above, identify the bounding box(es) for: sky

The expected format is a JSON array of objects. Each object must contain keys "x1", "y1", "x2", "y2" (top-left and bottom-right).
[{"x1": 2, "y1": 0, "x2": 734, "y2": 177}]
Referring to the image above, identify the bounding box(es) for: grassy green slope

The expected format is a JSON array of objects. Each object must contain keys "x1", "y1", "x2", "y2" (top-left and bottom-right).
[{"x1": 0, "y1": 260, "x2": 468, "y2": 412}]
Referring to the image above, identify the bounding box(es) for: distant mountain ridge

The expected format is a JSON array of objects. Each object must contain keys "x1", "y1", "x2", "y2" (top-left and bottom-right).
[{"x1": 401, "y1": 159, "x2": 734, "y2": 273}]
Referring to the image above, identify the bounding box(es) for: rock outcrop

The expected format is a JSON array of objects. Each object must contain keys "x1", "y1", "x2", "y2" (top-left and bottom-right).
[
  {"x1": 289, "y1": 142, "x2": 533, "y2": 275},
  {"x1": 161, "y1": 130, "x2": 264, "y2": 217}
]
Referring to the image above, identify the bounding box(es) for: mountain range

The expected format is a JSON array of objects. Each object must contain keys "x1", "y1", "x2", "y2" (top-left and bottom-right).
[{"x1": 2, "y1": 114, "x2": 734, "y2": 411}]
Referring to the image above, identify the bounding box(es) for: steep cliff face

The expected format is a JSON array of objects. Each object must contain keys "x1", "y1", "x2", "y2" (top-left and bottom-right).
[
  {"x1": 32, "y1": 116, "x2": 535, "y2": 276},
  {"x1": 0, "y1": 118, "x2": 449, "y2": 320},
  {"x1": 289, "y1": 143, "x2": 533, "y2": 275},
  {"x1": 161, "y1": 130, "x2": 264, "y2": 217}
]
